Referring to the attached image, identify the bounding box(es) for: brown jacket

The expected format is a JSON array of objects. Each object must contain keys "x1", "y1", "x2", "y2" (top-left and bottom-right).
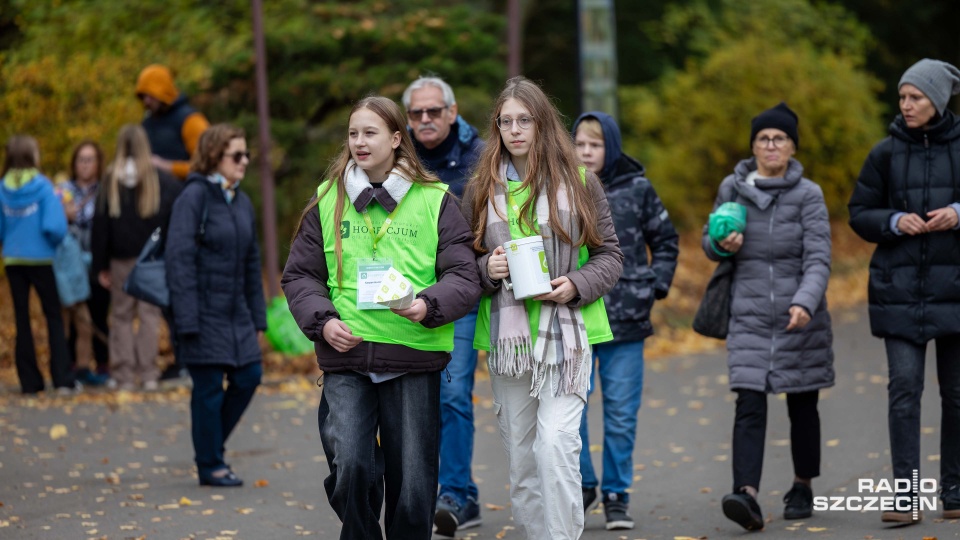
[
  {"x1": 461, "y1": 171, "x2": 623, "y2": 308},
  {"x1": 281, "y1": 191, "x2": 481, "y2": 373}
]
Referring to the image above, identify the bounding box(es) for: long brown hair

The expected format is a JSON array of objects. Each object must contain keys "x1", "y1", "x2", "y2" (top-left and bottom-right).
[
  {"x1": 294, "y1": 95, "x2": 442, "y2": 286},
  {"x1": 467, "y1": 76, "x2": 602, "y2": 253},
  {"x1": 102, "y1": 124, "x2": 160, "y2": 219}
]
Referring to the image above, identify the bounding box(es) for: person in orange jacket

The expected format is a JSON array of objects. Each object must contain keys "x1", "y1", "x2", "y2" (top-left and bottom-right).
[{"x1": 135, "y1": 64, "x2": 210, "y2": 181}]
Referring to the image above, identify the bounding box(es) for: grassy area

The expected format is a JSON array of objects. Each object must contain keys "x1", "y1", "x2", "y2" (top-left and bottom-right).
[{"x1": 0, "y1": 221, "x2": 873, "y2": 389}]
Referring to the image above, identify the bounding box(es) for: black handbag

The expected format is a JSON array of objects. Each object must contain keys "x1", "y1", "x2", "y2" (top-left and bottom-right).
[
  {"x1": 123, "y1": 193, "x2": 208, "y2": 308},
  {"x1": 692, "y1": 258, "x2": 735, "y2": 339}
]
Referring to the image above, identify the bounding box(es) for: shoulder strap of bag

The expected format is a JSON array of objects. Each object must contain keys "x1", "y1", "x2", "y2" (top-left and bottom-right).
[{"x1": 195, "y1": 188, "x2": 210, "y2": 245}]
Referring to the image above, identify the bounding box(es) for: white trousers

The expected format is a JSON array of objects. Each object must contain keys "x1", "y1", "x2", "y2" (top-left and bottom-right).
[{"x1": 491, "y1": 370, "x2": 586, "y2": 540}]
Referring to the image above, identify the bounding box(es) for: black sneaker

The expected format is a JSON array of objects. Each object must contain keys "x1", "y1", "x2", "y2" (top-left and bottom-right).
[
  {"x1": 583, "y1": 486, "x2": 598, "y2": 514},
  {"x1": 434, "y1": 494, "x2": 482, "y2": 537},
  {"x1": 602, "y1": 492, "x2": 634, "y2": 530},
  {"x1": 942, "y1": 484, "x2": 960, "y2": 519},
  {"x1": 722, "y1": 490, "x2": 764, "y2": 531},
  {"x1": 783, "y1": 482, "x2": 813, "y2": 519}
]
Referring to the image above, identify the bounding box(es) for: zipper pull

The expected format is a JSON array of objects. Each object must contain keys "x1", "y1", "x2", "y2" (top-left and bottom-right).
[{"x1": 924, "y1": 133, "x2": 929, "y2": 149}]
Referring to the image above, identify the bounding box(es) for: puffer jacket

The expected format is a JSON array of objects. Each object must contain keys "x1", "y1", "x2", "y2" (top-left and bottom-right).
[
  {"x1": 165, "y1": 174, "x2": 267, "y2": 367},
  {"x1": 848, "y1": 111, "x2": 960, "y2": 344},
  {"x1": 573, "y1": 112, "x2": 679, "y2": 342},
  {"x1": 702, "y1": 158, "x2": 834, "y2": 393}
]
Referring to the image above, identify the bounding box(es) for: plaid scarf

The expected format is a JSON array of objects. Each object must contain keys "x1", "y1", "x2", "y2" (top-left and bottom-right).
[{"x1": 485, "y1": 159, "x2": 590, "y2": 397}]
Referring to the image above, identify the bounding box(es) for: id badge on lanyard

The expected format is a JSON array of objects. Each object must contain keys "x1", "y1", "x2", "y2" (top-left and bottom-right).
[{"x1": 355, "y1": 203, "x2": 401, "y2": 310}]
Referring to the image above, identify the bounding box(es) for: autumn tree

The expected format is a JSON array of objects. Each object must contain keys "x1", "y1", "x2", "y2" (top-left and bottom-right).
[{"x1": 619, "y1": 0, "x2": 884, "y2": 228}]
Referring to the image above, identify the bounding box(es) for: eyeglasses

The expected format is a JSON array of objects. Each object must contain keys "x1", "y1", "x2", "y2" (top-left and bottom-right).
[
  {"x1": 754, "y1": 135, "x2": 790, "y2": 149},
  {"x1": 227, "y1": 151, "x2": 251, "y2": 164},
  {"x1": 497, "y1": 116, "x2": 535, "y2": 130},
  {"x1": 407, "y1": 106, "x2": 448, "y2": 121}
]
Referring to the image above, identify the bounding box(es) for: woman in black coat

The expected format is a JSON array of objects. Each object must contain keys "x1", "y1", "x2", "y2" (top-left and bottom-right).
[
  {"x1": 165, "y1": 124, "x2": 267, "y2": 487},
  {"x1": 848, "y1": 59, "x2": 960, "y2": 523}
]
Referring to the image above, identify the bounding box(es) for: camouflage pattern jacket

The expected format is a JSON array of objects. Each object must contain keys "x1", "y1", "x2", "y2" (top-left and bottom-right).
[{"x1": 602, "y1": 154, "x2": 679, "y2": 343}]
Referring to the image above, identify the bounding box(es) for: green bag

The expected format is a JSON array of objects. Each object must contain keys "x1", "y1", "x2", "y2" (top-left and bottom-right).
[
  {"x1": 265, "y1": 296, "x2": 315, "y2": 355},
  {"x1": 708, "y1": 202, "x2": 747, "y2": 256}
]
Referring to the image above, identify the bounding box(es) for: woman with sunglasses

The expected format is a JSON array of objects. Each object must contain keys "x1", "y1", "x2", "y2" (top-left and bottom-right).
[
  {"x1": 165, "y1": 124, "x2": 267, "y2": 487},
  {"x1": 460, "y1": 77, "x2": 623, "y2": 539}
]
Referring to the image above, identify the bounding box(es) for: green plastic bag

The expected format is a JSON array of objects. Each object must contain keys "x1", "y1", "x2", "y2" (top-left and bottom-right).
[
  {"x1": 265, "y1": 296, "x2": 315, "y2": 355},
  {"x1": 708, "y1": 202, "x2": 747, "y2": 257}
]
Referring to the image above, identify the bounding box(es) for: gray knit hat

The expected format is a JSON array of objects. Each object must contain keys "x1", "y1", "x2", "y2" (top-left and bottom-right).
[{"x1": 898, "y1": 59, "x2": 960, "y2": 115}]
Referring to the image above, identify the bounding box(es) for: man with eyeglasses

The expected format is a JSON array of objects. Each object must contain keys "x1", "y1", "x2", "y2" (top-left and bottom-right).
[
  {"x1": 136, "y1": 64, "x2": 210, "y2": 181},
  {"x1": 402, "y1": 76, "x2": 484, "y2": 537}
]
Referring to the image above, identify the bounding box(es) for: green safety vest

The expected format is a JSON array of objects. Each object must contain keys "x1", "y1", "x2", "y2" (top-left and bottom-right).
[
  {"x1": 474, "y1": 173, "x2": 613, "y2": 351},
  {"x1": 317, "y1": 181, "x2": 454, "y2": 352}
]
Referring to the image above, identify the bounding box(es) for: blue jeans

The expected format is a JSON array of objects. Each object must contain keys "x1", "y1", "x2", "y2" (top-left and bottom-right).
[
  {"x1": 319, "y1": 371, "x2": 441, "y2": 540},
  {"x1": 885, "y1": 336, "x2": 960, "y2": 489},
  {"x1": 578, "y1": 340, "x2": 645, "y2": 499},
  {"x1": 188, "y1": 361, "x2": 262, "y2": 479},
  {"x1": 438, "y1": 309, "x2": 479, "y2": 504}
]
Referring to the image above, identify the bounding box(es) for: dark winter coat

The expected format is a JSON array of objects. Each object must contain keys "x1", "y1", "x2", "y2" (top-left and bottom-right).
[
  {"x1": 702, "y1": 158, "x2": 834, "y2": 394},
  {"x1": 90, "y1": 169, "x2": 181, "y2": 276},
  {"x1": 848, "y1": 111, "x2": 960, "y2": 344},
  {"x1": 165, "y1": 174, "x2": 267, "y2": 367},
  {"x1": 410, "y1": 116, "x2": 483, "y2": 198},
  {"x1": 281, "y1": 188, "x2": 481, "y2": 373},
  {"x1": 572, "y1": 112, "x2": 679, "y2": 343}
]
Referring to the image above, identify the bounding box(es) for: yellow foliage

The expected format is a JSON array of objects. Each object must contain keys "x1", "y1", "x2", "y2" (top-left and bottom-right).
[
  {"x1": 621, "y1": 37, "x2": 884, "y2": 228},
  {"x1": 0, "y1": 49, "x2": 198, "y2": 178}
]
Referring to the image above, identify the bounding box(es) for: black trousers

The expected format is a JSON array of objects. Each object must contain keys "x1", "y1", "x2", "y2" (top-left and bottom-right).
[
  {"x1": 732, "y1": 389, "x2": 821, "y2": 491},
  {"x1": 6, "y1": 265, "x2": 74, "y2": 393}
]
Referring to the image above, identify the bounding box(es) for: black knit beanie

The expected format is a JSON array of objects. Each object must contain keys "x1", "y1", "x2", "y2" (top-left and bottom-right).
[{"x1": 750, "y1": 102, "x2": 799, "y2": 150}]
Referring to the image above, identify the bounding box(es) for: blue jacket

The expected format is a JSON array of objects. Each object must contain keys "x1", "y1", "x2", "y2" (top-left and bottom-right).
[
  {"x1": 0, "y1": 172, "x2": 68, "y2": 263},
  {"x1": 165, "y1": 174, "x2": 268, "y2": 367},
  {"x1": 410, "y1": 116, "x2": 483, "y2": 198}
]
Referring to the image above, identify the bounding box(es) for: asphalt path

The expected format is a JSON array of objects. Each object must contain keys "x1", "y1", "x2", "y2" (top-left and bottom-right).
[{"x1": 0, "y1": 305, "x2": 957, "y2": 539}]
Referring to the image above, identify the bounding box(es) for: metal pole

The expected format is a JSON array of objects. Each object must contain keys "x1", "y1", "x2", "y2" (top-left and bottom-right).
[
  {"x1": 252, "y1": 0, "x2": 280, "y2": 298},
  {"x1": 508, "y1": 0, "x2": 522, "y2": 77}
]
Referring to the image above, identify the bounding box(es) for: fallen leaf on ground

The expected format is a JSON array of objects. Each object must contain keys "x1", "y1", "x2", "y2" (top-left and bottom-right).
[
  {"x1": 236, "y1": 508, "x2": 254, "y2": 515},
  {"x1": 254, "y1": 479, "x2": 269, "y2": 488},
  {"x1": 49, "y1": 424, "x2": 68, "y2": 440},
  {"x1": 484, "y1": 503, "x2": 505, "y2": 510},
  {"x1": 179, "y1": 497, "x2": 193, "y2": 506},
  {"x1": 807, "y1": 527, "x2": 828, "y2": 532}
]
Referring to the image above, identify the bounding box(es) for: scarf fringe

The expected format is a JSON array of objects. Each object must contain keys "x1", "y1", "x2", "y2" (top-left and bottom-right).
[
  {"x1": 489, "y1": 336, "x2": 534, "y2": 377},
  {"x1": 528, "y1": 347, "x2": 590, "y2": 398}
]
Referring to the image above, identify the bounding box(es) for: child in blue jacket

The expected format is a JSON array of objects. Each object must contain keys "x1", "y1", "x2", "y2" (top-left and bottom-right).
[{"x1": 0, "y1": 135, "x2": 76, "y2": 394}]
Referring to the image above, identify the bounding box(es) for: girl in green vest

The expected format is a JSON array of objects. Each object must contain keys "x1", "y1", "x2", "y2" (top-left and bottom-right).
[
  {"x1": 281, "y1": 96, "x2": 481, "y2": 540},
  {"x1": 460, "y1": 77, "x2": 623, "y2": 540}
]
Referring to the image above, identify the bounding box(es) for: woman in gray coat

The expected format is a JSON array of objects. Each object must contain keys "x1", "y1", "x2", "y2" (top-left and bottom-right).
[{"x1": 702, "y1": 103, "x2": 834, "y2": 531}]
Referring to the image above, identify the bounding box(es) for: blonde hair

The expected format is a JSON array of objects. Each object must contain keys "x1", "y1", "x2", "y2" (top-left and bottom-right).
[
  {"x1": 103, "y1": 124, "x2": 160, "y2": 218},
  {"x1": 294, "y1": 96, "x2": 442, "y2": 286},
  {"x1": 467, "y1": 77, "x2": 602, "y2": 253},
  {"x1": 575, "y1": 118, "x2": 604, "y2": 141}
]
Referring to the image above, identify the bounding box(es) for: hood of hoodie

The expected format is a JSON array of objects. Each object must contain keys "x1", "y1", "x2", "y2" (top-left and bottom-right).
[
  {"x1": 889, "y1": 109, "x2": 960, "y2": 144},
  {"x1": 572, "y1": 111, "x2": 622, "y2": 183},
  {"x1": 136, "y1": 64, "x2": 179, "y2": 105},
  {"x1": 1, "y1": 171, "x2": 49, "y2": 205}
]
